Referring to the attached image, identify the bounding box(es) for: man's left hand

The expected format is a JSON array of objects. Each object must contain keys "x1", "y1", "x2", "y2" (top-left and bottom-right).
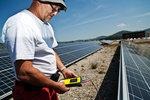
[{"x1": 62, "y1": 68, "x2": 77, "y2": 78}]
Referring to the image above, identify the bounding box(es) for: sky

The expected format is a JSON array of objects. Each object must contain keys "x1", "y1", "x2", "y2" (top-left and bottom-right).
[{"x1": 0, "y1": 0, "x2": 150, "y2": 42}]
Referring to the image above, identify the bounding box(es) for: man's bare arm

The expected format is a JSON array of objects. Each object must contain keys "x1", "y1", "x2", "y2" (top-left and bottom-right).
[
  {"x1": 54, "y1": 52, "x2": 66, "y2": 72},
  {"x1": 15, "y1": 60, "x2": 69, "y2": 93},
  {"x1": 54, "y1": 52, "x2": 77, "y2": 78}
]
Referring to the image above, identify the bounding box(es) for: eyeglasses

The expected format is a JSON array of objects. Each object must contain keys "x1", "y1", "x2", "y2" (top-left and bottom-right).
[
  {"x1": 49, "y1": 4, "x2": 61, "y2": 13},
  {"x1": 39, "y1": 1, "x2": 61, "y2": 14}
]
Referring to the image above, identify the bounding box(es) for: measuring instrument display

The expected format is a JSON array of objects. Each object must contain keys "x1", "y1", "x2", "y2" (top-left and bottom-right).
[
  {"x1": 60, "y1": 77, "x2": 82, "y2": 87},
  {"x1": 60, "y1": 76, "x2": 97, "y2": 90}
]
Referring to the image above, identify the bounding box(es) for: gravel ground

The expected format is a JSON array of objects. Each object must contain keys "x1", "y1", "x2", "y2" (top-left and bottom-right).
[{"x1": 58, "y1": 43, "x2": 118, "y2": 100}]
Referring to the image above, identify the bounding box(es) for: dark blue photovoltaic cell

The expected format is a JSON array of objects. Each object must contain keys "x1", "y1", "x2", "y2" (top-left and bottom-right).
[
  {"x1": 0, "y1": 68, "x2": 15, "y2": 97},
  {"x1": 122, "y1": 42, "x2": 150, "y2": 100},
  {"x1": 0, "y1": 41, "x2": 101, "y2": 99},
  {"x1": 0, "y1": 56, "x2": 12, "y2": 70},
  {"x1": 55, "y1": 42, "x2": 101, "y2": 66}
]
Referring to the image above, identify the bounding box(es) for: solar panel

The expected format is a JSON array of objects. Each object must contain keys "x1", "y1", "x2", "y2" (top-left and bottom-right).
[
  {"x1": 118, "y1": 41, "x2": 150, "y2": 100},
  {"x1": 0, "y1": 41, "x2": 101, "y2": 99},
  {"x1": 0, "y1": 56, "x2": 14, "y2": 99},
  {"x1": 55, "y1": 42, "x2": 101, "y2": 66},
  {"x1": 0, "y1": 69, "x2": 15, "y2": 97}
]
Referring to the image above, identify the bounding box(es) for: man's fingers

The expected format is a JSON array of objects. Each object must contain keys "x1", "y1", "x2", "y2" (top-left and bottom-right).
[
  {"x1": 70, "y1": 72, "x2": 78, "y2": 77},
  {"x1": 56, "y1": 82, "x2": 70, "y2": 94}
]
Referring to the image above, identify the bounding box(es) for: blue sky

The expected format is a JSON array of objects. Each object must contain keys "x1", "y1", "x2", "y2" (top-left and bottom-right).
[{"x1": 0, "y1": 0, "x2": 150, "y2": 42}]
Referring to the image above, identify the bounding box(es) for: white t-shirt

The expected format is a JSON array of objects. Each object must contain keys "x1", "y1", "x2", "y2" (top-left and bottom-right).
[{"x1": 2, "y1": 10, "x2": 58, "y2": 78}]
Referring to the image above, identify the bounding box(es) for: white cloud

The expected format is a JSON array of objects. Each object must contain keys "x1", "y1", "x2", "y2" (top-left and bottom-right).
[
  {"x1": 116, "y1": 23, "x2": 127, "y2": 28},
  {"x1": 95, "y1": 5, "x2": 103, "y2": 10},
  {"x1": 63, "y1": 14, "x2": 117, "y2": 29},
  {"x1": 134, "y1": 12, "x2": 150, "y2": 18}
]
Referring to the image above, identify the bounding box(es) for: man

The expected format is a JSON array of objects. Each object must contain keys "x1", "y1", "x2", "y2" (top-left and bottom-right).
[{"x1": 1, "y1": 0, "x2": 77, "y2": 100}]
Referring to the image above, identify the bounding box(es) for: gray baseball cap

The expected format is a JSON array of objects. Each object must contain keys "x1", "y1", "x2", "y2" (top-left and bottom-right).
[{"x1": 39, "y1": 0, "x2": 67, "y2": 11}]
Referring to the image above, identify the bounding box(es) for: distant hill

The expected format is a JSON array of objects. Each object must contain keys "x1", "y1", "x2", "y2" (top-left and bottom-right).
[
  {"x1": 91, "y1": 30, "x2": 131, "y2": 40},
  {"x1": 143, "y1": 28, "x2": 150, "y2": 32},
  {"x1": 94, "y1": 36, "x2": 107, "y2": 40},
  {"x1": 104, "y1": 30, "x2": 131, "y2": 40},
  {"x1": 93, "y1": 28, "x2": 150, "y2": 40}
]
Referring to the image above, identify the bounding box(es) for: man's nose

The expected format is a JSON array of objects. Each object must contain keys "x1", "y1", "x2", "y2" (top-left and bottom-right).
[
  {"x1": 52, "y1": 11, "x2": 58, "y2": 16},
  {"x1": 50, "y1": 11, "x2": 58, "y2": 18}
]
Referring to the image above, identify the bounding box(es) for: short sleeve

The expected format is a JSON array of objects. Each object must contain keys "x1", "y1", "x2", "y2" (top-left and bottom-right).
[{"x1": 4, "y1": 20, "x2": 35, "y2": 62}]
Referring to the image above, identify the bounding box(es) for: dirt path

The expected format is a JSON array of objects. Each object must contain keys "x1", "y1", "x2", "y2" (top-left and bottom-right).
[{"x1": 58, "y1": 44, "x2": 118, "y2": 100}]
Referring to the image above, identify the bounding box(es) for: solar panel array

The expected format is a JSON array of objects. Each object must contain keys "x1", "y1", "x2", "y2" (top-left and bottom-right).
[
  {"x1": 55, "y1": 42, "x2": 101, "y2": 66},
  {"x1": 0, "y1": 41, "x2": 101, "y2": 99},
  {"x1": 118, "y1": 41, "x2": 150, "y2": 100},
  {"x1": 0, "y1": 55, "x2": 15, "y2": 99}
]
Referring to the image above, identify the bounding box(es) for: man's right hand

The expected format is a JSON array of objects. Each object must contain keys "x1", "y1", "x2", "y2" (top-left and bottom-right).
[
  {"x1": 55, "y1": 82, "x2": 70, "y2": 94},
  {"x1": 15, "y1": 60, "x2": 70, "y2": 94}
]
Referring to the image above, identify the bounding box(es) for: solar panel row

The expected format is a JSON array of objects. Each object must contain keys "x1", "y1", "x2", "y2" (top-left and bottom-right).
[
  {"x1": 55, "y1": 42, "x2": 101, "y2": 66},
  {"x1": 0, "y1": 41, "x2": 101, "y2": 99},
  {"x1": 118, "y1": 41, "x2": 150, "y2": 100}
]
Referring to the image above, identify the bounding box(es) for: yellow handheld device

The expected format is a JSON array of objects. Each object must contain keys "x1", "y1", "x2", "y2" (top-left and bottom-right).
[{"x1": 60, "y1": 77, "x2": 82, "y2": 87}]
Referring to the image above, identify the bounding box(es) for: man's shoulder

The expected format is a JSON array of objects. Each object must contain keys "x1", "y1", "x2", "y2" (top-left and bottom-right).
[{"x1": 6, "y1": 10, "x2": 34, "y2": 25}]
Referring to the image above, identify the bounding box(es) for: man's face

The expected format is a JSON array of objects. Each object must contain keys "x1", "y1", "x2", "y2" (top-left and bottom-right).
[{"x1": 40, "y1": 2, "x2": 61, "y2": 22}]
